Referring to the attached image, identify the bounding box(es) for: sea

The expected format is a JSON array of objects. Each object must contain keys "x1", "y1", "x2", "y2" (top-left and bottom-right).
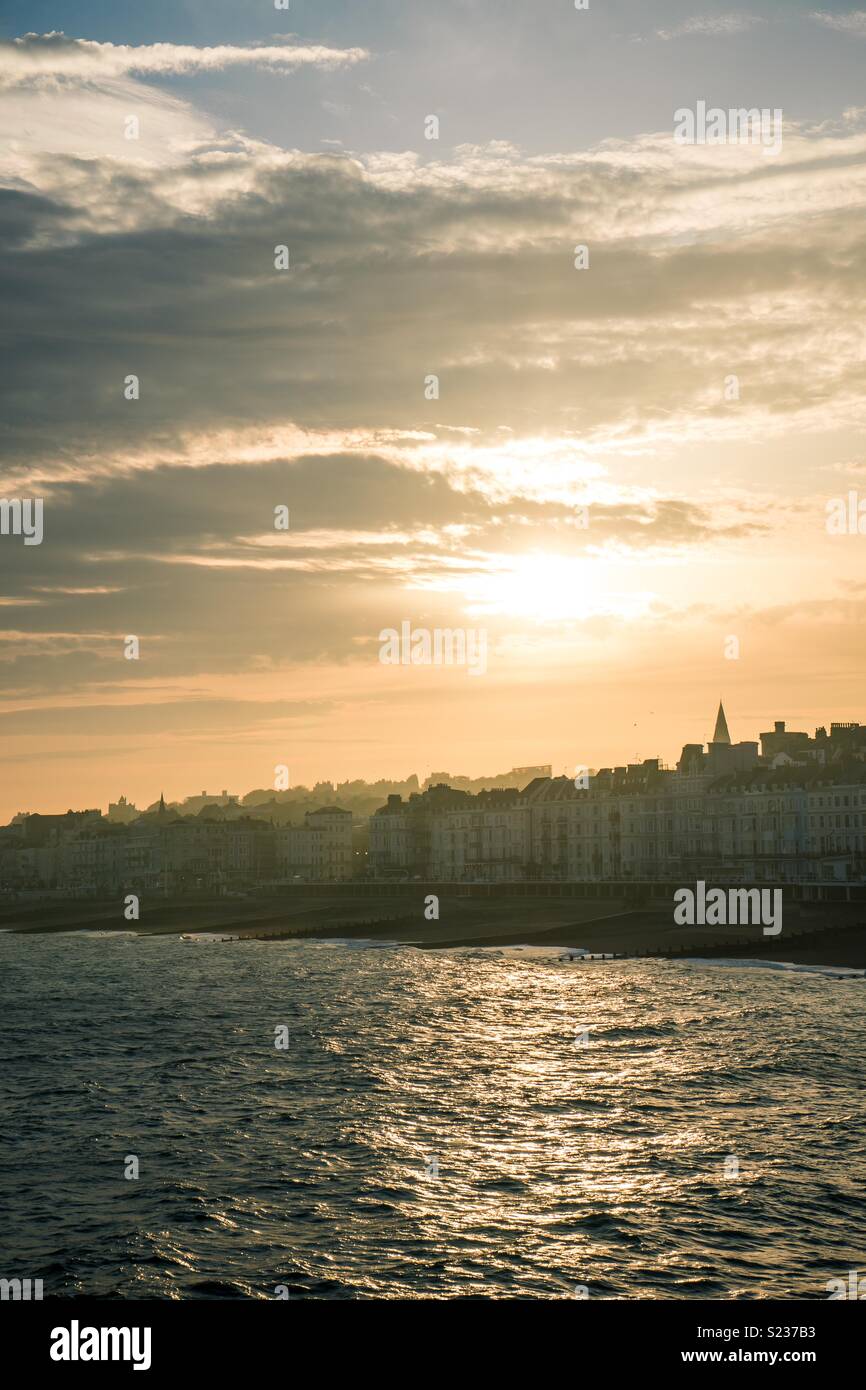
[{"x1": 1, "y1": 931, "x2": 864, "y2": 1300}]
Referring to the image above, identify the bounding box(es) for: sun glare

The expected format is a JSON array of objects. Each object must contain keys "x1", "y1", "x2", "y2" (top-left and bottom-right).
[{"x1": 459, "y1": 553, "x2": 653, "y2": 623}]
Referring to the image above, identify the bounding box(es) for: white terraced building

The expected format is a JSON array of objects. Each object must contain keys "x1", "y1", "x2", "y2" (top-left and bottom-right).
[
  {"x1": 370, "y1": 706, "x2": 866, "y2": 885},
  {"x1": 276, "y1": 806, "x2": 353, "y2": 882}
]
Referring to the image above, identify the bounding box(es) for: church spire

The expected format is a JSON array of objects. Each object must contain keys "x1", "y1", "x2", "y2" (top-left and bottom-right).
[{"x1": 712, "y1": 701, "x2": 731, "y2": 745}]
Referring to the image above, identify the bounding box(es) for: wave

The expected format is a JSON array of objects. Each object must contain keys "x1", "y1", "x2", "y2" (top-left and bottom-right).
[{"x1": 681, "y1": 958, "x2": 866, "y2": 979}]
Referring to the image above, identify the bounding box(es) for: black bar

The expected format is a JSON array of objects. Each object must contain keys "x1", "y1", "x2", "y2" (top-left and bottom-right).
[{"x1": 4, "y1": 1296, "x2": 861, "y2": 1376}]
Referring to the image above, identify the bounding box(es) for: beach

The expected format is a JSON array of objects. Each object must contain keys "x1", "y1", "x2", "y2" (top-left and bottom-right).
[{"x1": 5, "y1": 888, "x2": 865, "y2": 967}]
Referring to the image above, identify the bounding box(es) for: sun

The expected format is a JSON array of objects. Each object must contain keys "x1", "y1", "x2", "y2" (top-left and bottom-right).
[{"x1": 457, "y1": 552, "x2": 654, "y2": 623}]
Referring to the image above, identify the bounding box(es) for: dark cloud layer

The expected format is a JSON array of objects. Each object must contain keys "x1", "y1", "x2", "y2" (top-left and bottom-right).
[
  {"x1": 3, "y1": 143, "x2": 865, "y2": 469},
  {"x1": 2, "y1": 92, "x2": 864, "y2": 774}
]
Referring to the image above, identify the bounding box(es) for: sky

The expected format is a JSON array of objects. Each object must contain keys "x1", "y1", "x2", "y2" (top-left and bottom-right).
[{"x1": 2, "y1": 2, "x2": 866, "y2": 818}]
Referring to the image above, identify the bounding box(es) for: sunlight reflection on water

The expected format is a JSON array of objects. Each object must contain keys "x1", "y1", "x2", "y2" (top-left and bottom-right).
[{"x1": 1, "y1": 933, "x2": 863, "y2": 1299}]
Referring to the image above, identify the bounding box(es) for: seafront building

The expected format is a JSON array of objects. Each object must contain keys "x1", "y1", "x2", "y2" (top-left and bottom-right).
[
  {"x1": 3, "y1": 708, "x2": 866, "y2": 897},
  {"x1": 275, "y1": 807, "x2": 353, "y2": 882},
  {"x1": 0, "y1": 801, "x2": 353, "y2": 898},
  {"x1": 370, "y1": 706, "x2": 866, "y2": 885}
]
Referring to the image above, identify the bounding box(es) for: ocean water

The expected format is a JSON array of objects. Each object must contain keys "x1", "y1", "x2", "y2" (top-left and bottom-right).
[{"x1": 1, "y1": 932, "x2": 864, "y2": 1300}]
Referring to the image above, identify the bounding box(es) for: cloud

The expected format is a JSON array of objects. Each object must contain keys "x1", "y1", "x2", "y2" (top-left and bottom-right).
[
  {"x1": 2, "y1": 59, "x2": 866, "y2": 768},
  {"x1": 0, "y1": 81, "x2": 216, "y2": 176},
  {"x1": 0, "y1": 433, "x2": 770, "y2": 714},
  {"x1": 0, "y1": 695, "x2": 330, "y2": 738},
  {"x1": 0, "y1": 30, "x2": 366, "y2": 182},
  {"x1": 4, "y1": 114, "x2": 866, "y2": 498},
  {"x1": 656, "y1": 13, "x2": 764, "y2": 40},
  {"x1": 811, "y1": 10, "x2": 866, "y2": 37},
  {"x1": 0, "y1": 31, "x2": 369, "y2": 87}
]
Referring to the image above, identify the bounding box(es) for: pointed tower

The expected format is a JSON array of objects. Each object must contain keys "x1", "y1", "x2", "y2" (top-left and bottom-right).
[
  {"x1": 158, "y1": 792, "x2": 166, "y2": 818},
  {"x1": 712, "y1": 701, "x2": 731, "y2": 746}
]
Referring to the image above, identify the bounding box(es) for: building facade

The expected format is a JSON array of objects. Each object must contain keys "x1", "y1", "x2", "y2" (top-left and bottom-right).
[
  {"x1": 0, "y1": 805, "x2": 352, "y2": 896},
  {"x1": 370, "y1": 708, "x2": 866, "y2": 885},
  {"x1": 276, "y1": 807, "x2": 353, "y2": 881}
]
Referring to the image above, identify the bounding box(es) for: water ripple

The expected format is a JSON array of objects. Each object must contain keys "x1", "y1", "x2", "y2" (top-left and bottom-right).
[{"x1": 1, "y1": 935, "x2": 863, "y2": 1299}]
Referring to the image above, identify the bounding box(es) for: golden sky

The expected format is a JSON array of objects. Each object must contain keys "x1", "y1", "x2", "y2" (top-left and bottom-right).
[{"x1": 2, "y1": 6, "x2": 866, "y2": 817}]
